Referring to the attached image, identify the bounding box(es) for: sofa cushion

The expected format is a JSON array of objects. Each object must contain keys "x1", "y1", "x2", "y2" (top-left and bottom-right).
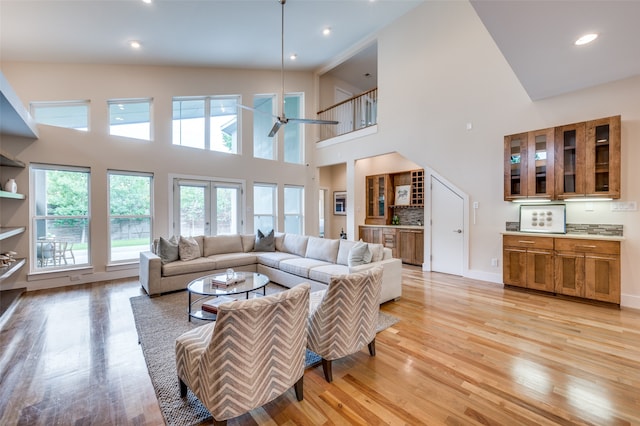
[
  {"x1": 281, "y1": 234, "x2": 309, "y2": 257},
  {"x1": 204, "y1": 234, "x2": 243, "y2": 256},
  {"x1": 308, "y1": 264, "x2": 350, "y2": 285},
  {"x1": 348, "y1": 240, "x2": 372, "y2": 267},
  {"x1": 336, "y1": 240, "x2": 357, "y2": 266},
  {"x1": 158, "y1": 236, "x2": 179, "y2": 264},
  {"x1": 207, "y1": 253, "x2": 258, "y2": 269},
  {"x1": 254, "y1": 229, "x2": 275, "y2": 252},
  {"x1": 192, "y1": 235, "x2": 205, "y2": 257},
  {"x1": 179, "y1": 236, "x2": 201, "y2": 261},
  {"x1": 368, "y1": 243, "x2": 385, "y2": 262},
  {"x1": 162, "y1": 257, "x2": 217, "y2": 277},
  {"x1": 241, "y1": 234, "x2": 255, "y2": 252},
  {"x1": 279, "y1": 257, "x2": 331, "y2": 279},
  {"x1": 274, "y1": 232, "x2": 285, "y2": 252},
  {"x1": 305, "y1": 237, "x2": 339, "y2": 263},
  {"x1": 256, "y1": 252, "x2": 299, "y2": 268}
]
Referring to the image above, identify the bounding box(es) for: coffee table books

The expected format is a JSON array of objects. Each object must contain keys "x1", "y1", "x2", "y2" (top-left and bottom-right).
[
  {"x1": 209, "y1": 273, "x2": 246, "y2": 288},
  {"x1": 201, "y1": 296, "x2": 237, "y2": 314}
]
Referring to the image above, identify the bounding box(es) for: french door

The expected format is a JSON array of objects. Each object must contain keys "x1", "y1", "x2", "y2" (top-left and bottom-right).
[{"x1": 173, "y1": 178, "x2": 243, "y2": 236}]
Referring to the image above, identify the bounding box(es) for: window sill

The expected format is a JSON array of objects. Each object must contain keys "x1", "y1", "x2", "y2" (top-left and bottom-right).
[{"x1": 106, "y1": 261, "x2": 139, "y2": 272}]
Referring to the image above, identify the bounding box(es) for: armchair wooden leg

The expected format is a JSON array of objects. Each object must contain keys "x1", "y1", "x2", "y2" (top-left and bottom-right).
[
  {"x1": 368, "y1": 338, "x2": 376, "y2": 356},
  {"x1": 294, "y1": 376, "x2": 304, "y2": 401},
  {"x1": 179, "y1": 378, "x2": 187, "y2": 397},
  {"x1": 321, "y1": 358, "x2": 333, "y2": 383}
]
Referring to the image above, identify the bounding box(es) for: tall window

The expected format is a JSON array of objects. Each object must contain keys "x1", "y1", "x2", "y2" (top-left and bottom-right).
[
  {"x1": 172, "y1": 96, "x2": 239, "y2": 153},
  {"x1": 253, "y1": 94, "x2": 276, "y2": 160},
  {"x1": 284, "y1": 93, "x2": 303, "y2": 164},
  {"x1": 108, "y1": 171, "x2": 153, "y2": 263},
  {"x1": 254, "y1": 183, "x2": 276, "y2": 233},
  {"x1": 31, "y1": 165, "x2": 90, "y2": 271},
  {"x1": 30, "y1": 100, "x2": 89, "y2": 131},
  {"x1": 173, "y1": 178, "x2": 242, "y2": 236},
  {"x1": 108, "y1": 98, "x2": 152, "y2": 140},
  {"x1": 284, "y1": 185, "x2": 303, "y2": 234}
]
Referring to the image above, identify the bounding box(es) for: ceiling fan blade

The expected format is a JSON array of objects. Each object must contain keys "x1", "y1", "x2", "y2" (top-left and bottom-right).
[
  {"x1": 237, "y1": 103, "x2": 278, "y2": 119},
  {"x1": 287, "y1": 118, "x2": 339, "y2": 125},
  {"x1": 268, "y1": 121, "x2": 283, "y2": 137}
]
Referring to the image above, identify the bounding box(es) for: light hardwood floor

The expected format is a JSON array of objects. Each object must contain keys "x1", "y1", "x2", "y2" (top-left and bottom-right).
[{"x1": 1, "y1": 266, "x2": 639, "y2": 425}]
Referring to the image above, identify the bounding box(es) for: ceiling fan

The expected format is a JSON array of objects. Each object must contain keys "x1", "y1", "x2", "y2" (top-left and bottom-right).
[{"x1": 254, "y1": 0, "x2": 339, "y2": 137}]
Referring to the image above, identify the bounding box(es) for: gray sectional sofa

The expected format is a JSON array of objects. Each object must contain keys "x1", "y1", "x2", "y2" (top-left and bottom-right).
[{"x1": 139, "y1": 232, "x2": 402, "y2": 304}]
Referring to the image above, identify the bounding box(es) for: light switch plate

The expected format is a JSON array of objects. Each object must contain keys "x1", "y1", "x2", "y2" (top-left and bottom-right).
[{"x1": 611, "y1": 201, "x2": 638, "y2": 212}]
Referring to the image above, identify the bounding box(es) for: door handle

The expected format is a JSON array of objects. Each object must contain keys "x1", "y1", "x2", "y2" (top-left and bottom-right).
[{"x1": 453, "y1": 229, "x2": 462, "y2": 233}]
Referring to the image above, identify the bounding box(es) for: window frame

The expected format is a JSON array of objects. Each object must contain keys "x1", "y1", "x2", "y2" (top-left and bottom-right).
[
  {"x1": 30, "y1": 100, "x2": 90, "y2": 131},
  {"x1": 284, "y1": 185, "x2": 304, "y2": 235},
  {"x1": 253, "y1": 183, "x2": 277, "y2": 234},
  {"x1": 108, "y1": 98, "x2": 153, "y2": 141},
  {"x1": 30, "y1": 164, "x2": 91, "y2": 272},
  {"x1": 172, "y1": 95, "x2": 241, "y2": 153},
  {"x1": 107, "y1": 170, "x2": 154, "y2": 264}
]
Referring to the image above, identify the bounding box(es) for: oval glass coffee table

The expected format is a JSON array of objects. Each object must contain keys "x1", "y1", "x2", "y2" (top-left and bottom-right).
[{"x1": 187, "y1": 272, "x2": 270, "y2": 322}]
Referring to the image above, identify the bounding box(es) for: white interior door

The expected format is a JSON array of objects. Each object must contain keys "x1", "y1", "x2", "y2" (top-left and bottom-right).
[{"x1": 431, "y1": 176, "x2": 464, "y2": 275}]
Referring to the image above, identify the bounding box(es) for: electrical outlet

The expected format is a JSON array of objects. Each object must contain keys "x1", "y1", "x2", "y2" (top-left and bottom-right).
[
  {"x1": 491, "y1": 258, "x2": 498, "y2": 267},
  {"x1": 611, "y1": 201, "x2": 638, "y2": 211}
]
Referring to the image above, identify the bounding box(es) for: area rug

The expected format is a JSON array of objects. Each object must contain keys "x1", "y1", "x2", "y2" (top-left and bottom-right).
[{"x1": 130, "y1": 285, "x2": 400, "y2": 426}]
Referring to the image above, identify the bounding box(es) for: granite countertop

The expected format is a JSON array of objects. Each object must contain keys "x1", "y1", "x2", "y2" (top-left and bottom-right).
[
  {"x1": 361, "y1": 224, "x2": 425, "y2": 230},
  {"x1": 502, "y1": 231, "x2": 625, "y2": 241}
]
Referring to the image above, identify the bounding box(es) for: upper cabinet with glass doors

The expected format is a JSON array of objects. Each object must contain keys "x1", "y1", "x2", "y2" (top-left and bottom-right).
[
  {"x1": 504, "y1": 128, "x2": 554, "y2": 200},
  {"x1": 505, "y1": 115, "x2": 621, "y2": 201}
]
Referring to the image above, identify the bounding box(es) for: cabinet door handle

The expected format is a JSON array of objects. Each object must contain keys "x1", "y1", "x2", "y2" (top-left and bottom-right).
[
  {"x1": 575, "y1": 245, "x2": 597, "y2": 250},
  {"x1": 453, "y1": 229, "x2": 462, "y2": 234},
  {"x1": 518, "y1": 240, "x2": 535, "y2": 244}
]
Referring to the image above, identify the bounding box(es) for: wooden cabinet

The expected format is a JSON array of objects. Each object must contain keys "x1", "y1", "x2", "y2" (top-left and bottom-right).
[
  {"x1": 398, "y1": 229, "x2": 424, "y2": 265},
  {"x1": 365, "y1": 174, "x2": 392, "y2": 225},
  {"x1": 360, "y1": 225, "x2": 423, "y2": 265},
  {"x1": 555, "y1": 238, "x2": 620, "y2": 304},
  {"x1": 503, "y1": 235, "x2": 554, "y2": 292},
  {"x1": 585, "y1": 116, "x2": 621, "y2": 198},
  {"x1": 410, "y1": 170, "x2": 424, "y2": 206},
  {"x1": 555, "y1": 115, "x2": 621, "y2": 199},
  {"x1": 503, "y1": 234, "x2": 621, "y2": 304},
  {"x1": 359, "y1": 226, "x2": 383, "y2": 245},
  {"x1": 382, "y1": 228, "x2": 398, "y2": 258},
  {"x1": 506, "y1": 115, "x2": 620, "y2": 201},
  {"x1": 504, "y1": 128, "x2": 554, "y2": 201}
]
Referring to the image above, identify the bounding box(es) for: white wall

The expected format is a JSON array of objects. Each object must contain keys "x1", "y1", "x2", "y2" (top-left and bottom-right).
[
  {"x1": 315, "y1": 1, "x2": 640, "y2": 308},
  {"x1": 1, "y1": 63, "x2": 323, "y2": 291}
]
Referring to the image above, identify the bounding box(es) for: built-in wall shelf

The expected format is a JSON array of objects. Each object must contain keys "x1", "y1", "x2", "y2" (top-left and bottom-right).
[
  {"x1": 0, "y1": 71, "x2": 38, "y2": 139},
  {"x1": 0, "y1": 227, "x2": 26, "y2": 241},
  {"x1": 0, "y1": 258, "x2": 26, "y2": 281},
  {"x1": 0, "y1": 150, "x2": 26, "y2": 168},
  {"x1": 0, "y1": 190, "x2": 25, "y2": 200}
]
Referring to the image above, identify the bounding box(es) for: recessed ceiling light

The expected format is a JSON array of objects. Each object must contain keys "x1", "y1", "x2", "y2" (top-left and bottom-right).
[
  {"x1": 141, "y1": 0, "x2": 152, "y2": 4},
  {"x1": 575, "y1": 33, "x2": 598, "y2": 46},
  {"x1": 129, "y1": 40, "x2": 142, "y2": 49},
  {"x1": 323, "y1": 27, "x2": 331, "y2": 36},
  {"x1": 290, "y1": 54, "x2": 297, "y2": 60}
]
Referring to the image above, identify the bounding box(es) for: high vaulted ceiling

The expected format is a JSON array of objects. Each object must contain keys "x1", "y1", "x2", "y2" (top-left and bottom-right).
[{"x1": 1, "y1": 0, "x2": 639, "y2": 100}]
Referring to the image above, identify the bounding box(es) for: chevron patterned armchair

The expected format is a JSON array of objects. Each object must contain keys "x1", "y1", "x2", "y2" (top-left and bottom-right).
[
  {"x1": 175, "y1": 283, "x2": 310, "y2": 426},
  {"x1": 307, "y1": 266, "x2": 383, "y2": 382}
]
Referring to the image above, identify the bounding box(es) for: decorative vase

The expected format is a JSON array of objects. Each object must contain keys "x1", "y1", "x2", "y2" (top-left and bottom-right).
[{"x1": 5, "y1": 178, "x2": 17, "y2": 193}]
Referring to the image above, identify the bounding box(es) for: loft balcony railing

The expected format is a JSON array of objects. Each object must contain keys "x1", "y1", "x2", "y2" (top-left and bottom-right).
[{"x1": 317, "y1": 88, "x2": 377, "y2": 141}]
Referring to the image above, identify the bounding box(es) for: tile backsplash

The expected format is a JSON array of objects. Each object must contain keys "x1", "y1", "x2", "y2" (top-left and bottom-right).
[{"x1": 506, "y1": 221, "x2": 623, "y2": 236}]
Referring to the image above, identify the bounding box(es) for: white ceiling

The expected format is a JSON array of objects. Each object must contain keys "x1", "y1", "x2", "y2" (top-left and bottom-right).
[{"x1": 1, "y1": 0, "x2": 639, "y2": 100}]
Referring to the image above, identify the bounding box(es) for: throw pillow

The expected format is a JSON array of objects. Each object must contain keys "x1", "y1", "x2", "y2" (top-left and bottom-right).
[
  {"x1": 179, "y1": 236, "x2": 200, "y2": 261},
  {"x1": 158, "y1": 236, "x2": 179, "y2": 264},
  {"x1": 348, "y1": 240, "x2": 372, "y2": 267},
  {"x1": 254, "y1": 229, "x2": 275, "y2": 252}
]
